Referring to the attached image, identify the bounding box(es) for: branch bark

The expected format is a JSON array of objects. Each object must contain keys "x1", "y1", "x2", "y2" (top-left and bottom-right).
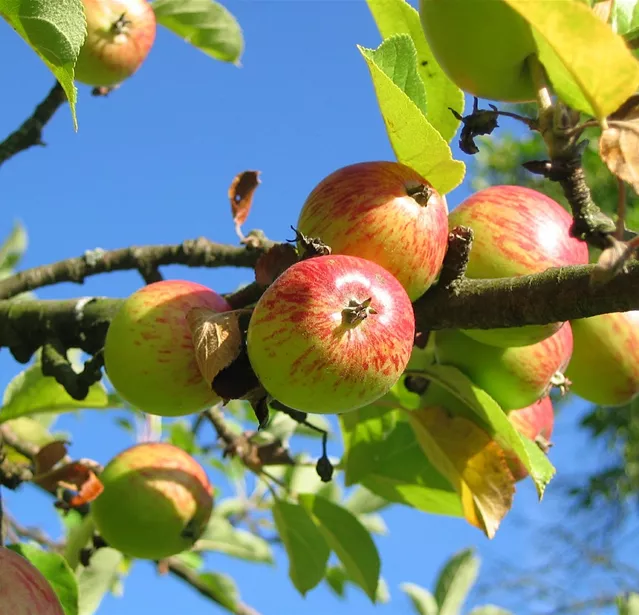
[
  {"x1": 0, "y1": 237, "x2": 274, "y2": 300},
  {"x1": 0, "y1": 82, "x2": 68, "y2": 168}
]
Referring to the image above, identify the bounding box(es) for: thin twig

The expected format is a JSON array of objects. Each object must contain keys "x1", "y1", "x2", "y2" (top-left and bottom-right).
[{"x1": 0, "y1": 81, "x2": 68, "y2": 168}]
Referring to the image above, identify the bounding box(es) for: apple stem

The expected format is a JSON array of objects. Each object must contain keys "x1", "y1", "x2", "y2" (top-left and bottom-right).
[
  {"x1": 405, "y1": 183, "x2": 432, "y2": 207},
  {"x1": 341, "y1": 297, "x2": 377, "y2": 326}
]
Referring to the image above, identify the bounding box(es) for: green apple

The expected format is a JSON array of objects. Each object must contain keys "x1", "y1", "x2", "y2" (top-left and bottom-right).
[
  {"x1": 296, "y1": 161, "x2": 449, "y2": 301},
  {"x1": 75, "y1": 0, "x2": 156, "y2": 87},
  {"x1": 448, "y1": 185, "x2": 589, "y2": 347},
  {"x1": 434, "y1": 323, "x2": 573, "y2": 410},
  {"x1": 104, "y1": 279, "x2": 231, "y2": 417},
  {"x1": 419, "y1": 0, "x2": 537, "y2": 102},
  {"x1": 566, "y1": 310, "x2": 639, "y2": 406},
  {"x1": 91, "y1": 442, "x2": 213, "y2": 560},
  {"x1": 247, "y1": 254, "x2": 416, "y2": 414}
]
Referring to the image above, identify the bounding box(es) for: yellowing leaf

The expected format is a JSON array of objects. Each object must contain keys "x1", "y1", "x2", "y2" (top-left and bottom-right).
[
  {"x1": 187, "y1": 308, "x2": 243, "y2": 384},
  {"x1": 503, "y1": 0, "x2": 639, "y2": 118},
  {"x1": 407, "y1": 406, "x2": 514, "y2": 539},
  {"x1": 359, "y1": 41, "x2": 465, "y2": 195},
  {"x1": 600, "y1": 101, "x2": 639, "y2": 193}
]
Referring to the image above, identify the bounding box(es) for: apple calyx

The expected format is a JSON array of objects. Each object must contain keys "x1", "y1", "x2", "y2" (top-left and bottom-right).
[
  {"x1": 550, "y1": 370, "x2": 571, "y2": 396},
  {"x1": 111, "y1": 12, "x2": 132, "y2": 35},
  {"x1": 405, "y1": 181, "x2": 433, "y2": 207},
  {"x1": 341, "y1": 297, "x2": 377, "y2": 326}
]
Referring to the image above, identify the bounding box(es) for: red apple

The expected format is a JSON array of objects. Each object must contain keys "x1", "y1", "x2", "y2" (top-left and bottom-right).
[
  {"x1": 0, "y1": 547, "x2": 64, "y2": 615},
  {"x1": 104, "y1": 279, "x2": 231, "y2": 417},
  {"x1": 505, "y1": 396, "x2": 554, "y2": 481},
  {"x1": 296, "y1": 161, "x2": 449, "y2": 301},
  {"x1": 448, "y1": 185, "x2": 589, "y2": 347},
  {"x1": 74, "y1": 0, "x2": 156, "y2": 87},
  {"x1": 434, "y1": 322, "x2": 573, "y2": 410},
  {"x1": 246, "y1": 254, "x2": 415, "y2": 414},
  {"x1": 91, "y1": 442, "x2": 213, "y2": 560},
  {"x1": 566, "y1": 310, "x2": 639, "y2": 407}
]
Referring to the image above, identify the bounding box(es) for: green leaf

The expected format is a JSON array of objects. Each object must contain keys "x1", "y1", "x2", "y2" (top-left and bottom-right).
[
  {"x1": 289, "y1": 458, "x2": 343, "y2": 502},
  {"x1": 365, "y1": 0, "x2": 464, "y2": 141},
  {"x1": 298, "y1": 494, "x2": 381, "y2": 603},
  {"x1": 360, "y1": 36, "x2": 464, "y2": 195},
  {"x1": 420, "y1": 364, "x2": 555, "y2": 497},
  {"x1": 0, "y1": 0, "x2": 86, "y2": 128},
  {"x1": 357, "y1": 513, "x2": 388, "y2": 536},
  {"x1": 503, "y1": 0, "x2": 639, "y2": 118},
  {"x1": 194, "y1": 516, "x2": 274, "y2": 564},
  {"x1": 7, "y1": 543, "x2": 78, "y2": 615},
  {"x1": 172, "y1": 551, "x2": 204, "y2": 571},
  {"x1": 618, "y1": 592, "x2": 639, "y2": 615},
  {"x1": 340, "y1": 400, "x2": 462, "y2": 517},
  {"x1": 344, "y1": 486, "x2": 390, "y2": 515},
  {"x1": 152, "y1": 0, "x2": 243, "y2": 64},
  {"x1": 0, "y1": 355, "x2": 120, "y2": 424},
  {"x1": 168, "y1": 421, "x2": 198, "y2": 454},
  {"x1": 0, "y1": 221, "x2": 28, "y2": 274},
  {"x1": 272, "y1": 499, "x2": 330, "y2": 595},
  {"x1": 401, "y1": 582, "x2": 438, "y2": 615},
  {"x1": 325, "y1": 565, "x2": 390, "y2": 603},
  {"x1": 197, "y1": 572, "x2": 240, "y2": 612},
  {"x1": 434, "y1": 548, "x2": 480, "y2": 615},
  {"x1": 612, "y1": 0, "x2": 639, "y2": 40},
  {"x1": 76, "y1": 548, "x2": 123, "y2": 615}
]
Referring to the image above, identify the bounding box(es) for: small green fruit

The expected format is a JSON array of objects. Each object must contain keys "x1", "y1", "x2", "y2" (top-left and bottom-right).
[{"x1": 92, "y1": 442, "x2": 213, "y2": 560}]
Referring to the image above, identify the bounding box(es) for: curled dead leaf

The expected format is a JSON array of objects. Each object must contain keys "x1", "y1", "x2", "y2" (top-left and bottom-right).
[
  {"x1": 591, "y1": 0, "x2": 613, "y2": 23},
  {"x1": 254, "y1": 243, "x2": 299, "y2": 287},
  {"x1": 34, "y1": 461, "x2": 104, "y2": 506},
  {"x1": 407, "y1": 406, "x2": 515, "y2": 539},
  {"x1": 600, "y1": 102, "x2": 639, "y2": 195},
  {"x1": 187, "y1": 308, "x2": 244, "y2": 384},
  {"x1": 34, "y1": 440, "x2": 69, "y2": 475},
  {"x1": 228, "y1": 170, "x2": 261, "y2": 239}
]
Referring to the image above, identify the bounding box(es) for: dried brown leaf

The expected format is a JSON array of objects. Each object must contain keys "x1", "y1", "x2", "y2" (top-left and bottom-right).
[
  {"x1": 34, "y1": 440, "x2": 68, "y2": 475},
  {"x1": 228, "y1": 170, "x2": 261, "y2": 237},
  {"x1": 34, "y1": 461, "x2": 104, "y2": 506},
  {"x1": 187, "y1": 308, "x2": 243, "y2": 384},
  {"x1": 254, "y1": 243, "x2": 299, "y2": 287},
  {"x1": 600, "y1": 103, "x2": 639, "y2": 195}
]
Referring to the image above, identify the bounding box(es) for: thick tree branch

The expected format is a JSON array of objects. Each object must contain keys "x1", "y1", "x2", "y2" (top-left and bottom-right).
[
  {"x1": 0, "y1": 82, "x2": 68, "y2": 168},
  {"x1": 0, "y1": 237, "x2": 274, "y2": 301}
]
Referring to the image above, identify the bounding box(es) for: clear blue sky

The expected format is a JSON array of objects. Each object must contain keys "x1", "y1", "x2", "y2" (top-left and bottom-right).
[{"x1": 0, "y1": 1, "x2": 635, "y2": 614}]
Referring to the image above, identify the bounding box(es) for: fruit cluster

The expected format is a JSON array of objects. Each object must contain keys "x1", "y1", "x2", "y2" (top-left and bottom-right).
[{"x1": 87, "y1": 159, "x2": 639, "y2": 563}]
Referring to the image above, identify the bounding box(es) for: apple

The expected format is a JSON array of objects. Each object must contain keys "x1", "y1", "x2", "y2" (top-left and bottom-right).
[
  {"x1": 74, "y1": 0, "x2": 156, "y2": 87},
  {"x1": 91, "y1": 442, "x2": 213, "y2": 560},
  {"x1": 434, "y1": 322, "x2": 573, "y2": 410},
  {"x1": 419, "y1": 0, "x2": 537, "y2": 102},
  {"x1": 566, "y1": 310, "x2": 639, "y2": 407},
  {"x1": 448, "y1": 185, "x2": 589, "y2": 347},
  {"x1": 0, "y1": 547, "x2": 64, "y2": 615},
  {"x1": 296, "y1": 161, "x2": 449, "y2": 301},
  {"x1": 104, "y1": 279, "x2": 231, "y2": 417},
  {"x1": 246, "y1": 254, "x2": 415, "y2": 414},
  {"x1": 505, "y1": 396, "x2": 554, "y2": 481}
]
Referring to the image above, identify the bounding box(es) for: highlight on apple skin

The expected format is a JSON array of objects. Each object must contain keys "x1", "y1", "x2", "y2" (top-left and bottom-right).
[
  {"x1": 448, "y1": 185, "x2": 589, "y2": 347},
  {"x1": 75, "y1": 0, "x2": 156, "y2": 87},
  {"x1": 566, "y1": 310, "x2": 639, "y2": 407},
  {"x1": 419, "y1": 0, "x2": 538, "y2": 102},
  {"x1": 91, "y1": 442, "x2": 213, "y2": 560},
  {"x1": 434, "y1": 322, "x2": 573, "y2": 411},
  {"x1": 505, "y1": 396, "x2": 554, "y2": 481},
  {"x1": 296, "y1": 161, "x2": 449, "y2": 301},
  {"x1": 246, "y1": 254, "x2": 416, "y2": 414},
  {"x1": 104, "y1": 279, "x2": 231, "y2": 417},
  {"x1": 0, "y1": 547, "x2": 65, "y2": 615}
]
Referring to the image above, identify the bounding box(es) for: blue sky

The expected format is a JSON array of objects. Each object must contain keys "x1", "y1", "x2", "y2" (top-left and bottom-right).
[{"x1": 0, "y1": 1, "x2": 636, "y2": 614}]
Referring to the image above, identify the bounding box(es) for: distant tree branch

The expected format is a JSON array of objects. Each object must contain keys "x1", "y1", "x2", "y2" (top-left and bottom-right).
[
  {"x1": 0, "y1": 236, "x2": 274, "y2": 300},
  {"x1": 0, "y1": 82, "x2": 68, "y2": 168}
]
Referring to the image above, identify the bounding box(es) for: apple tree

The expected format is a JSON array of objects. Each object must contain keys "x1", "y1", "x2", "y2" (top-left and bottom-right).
[{"x1": 1, "y1": 0, "x2": 639, "y2": 614}]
